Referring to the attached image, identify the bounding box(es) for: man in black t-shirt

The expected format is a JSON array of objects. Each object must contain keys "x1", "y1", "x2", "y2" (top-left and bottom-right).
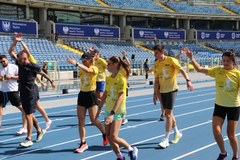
[{"x1": 8, "y1": 33, "x2": 56, "y2": 147}]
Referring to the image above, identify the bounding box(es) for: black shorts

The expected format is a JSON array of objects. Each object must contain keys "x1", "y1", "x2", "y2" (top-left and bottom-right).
[
  {"x1": 20, "y1": 89, "x2": 38, "y2": 115},
  {"x1": 0, "y1": 91, "x2": 21, "y2": 107},
  {"x1": 77, "y1": 91, "x2": 97, "y2": 108},
  {"x1": 213, "y1": 103, "x2": 240, "y2": 121},
  {"x1": 34, "y1": 84, "x2": 40, "y2": 100},
  {"x1": 160, "y1": 90, "x2": 178, "y2": 110}
]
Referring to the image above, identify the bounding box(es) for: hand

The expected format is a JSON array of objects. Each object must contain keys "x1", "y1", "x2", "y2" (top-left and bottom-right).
[
  {"x1": 4, "y1": 74, "x2": 11, "y2": 80},
  {"x1": 105, "y1": 115, "x2": 114, "y2": 125},
  {"x1": 67, "y1": 58, "x2": 77, "y2": 65},
  {"x1": 184, "y1": 48, "x2": 193, "y2": 59},
  {"x1": 15, "y1": 32, "x2": 22, "y2": 42},
  {"x1": 121, "y1": 50, "x2": 126, "y2": 56},
  {"x1": 187, "y1": 81, "x2": 194, "y2": 91},
  {"x1": 153, "y1": 94, "x2": 158, "y2": 105},
  {"x1": 51, "y1": 81, "x2": 56, "y2": 88}
]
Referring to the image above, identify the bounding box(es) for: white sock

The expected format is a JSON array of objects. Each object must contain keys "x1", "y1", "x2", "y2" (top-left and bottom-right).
[
  {"x1": 165, "y1": 132, "x2": 170, "y2": 140},
  {"x1": 128, "y1": 146, "x2": 133, "y2": 151},
  {"x1": 173, "y1": 126, "x2": 179, "y2": 134}
]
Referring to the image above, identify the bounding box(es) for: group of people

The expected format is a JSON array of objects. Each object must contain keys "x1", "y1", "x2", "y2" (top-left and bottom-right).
[
  {"x1": 1, "y1": 32, "x2": 239, "y2": 160},
  {"x1": 143, "y1": 45, "x2": 239, "y2": 160},
  {"x1": 0, "y1": 33, "x2": 56, "y2": 147}
]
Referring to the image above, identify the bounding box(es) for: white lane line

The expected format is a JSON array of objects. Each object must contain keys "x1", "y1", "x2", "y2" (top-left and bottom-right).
[
  {"x1": 81, "y1": 120, "x2": 213, "y2": 160},
  {"x1": 0, "y1": 107, "x2": 213, "y2": 160},
  {"x1": 172, "y1": 133, "x2": 240, "y2": 160},
  {"x1": 0, "y1": 98, "x2": 214, "y2": 132}
]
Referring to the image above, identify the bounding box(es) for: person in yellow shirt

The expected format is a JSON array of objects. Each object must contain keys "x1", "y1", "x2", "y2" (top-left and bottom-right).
[
  {"x1": 90, "y1": 48, "x2": 107, "y2": 114},
  {"x1": 98, "y1": 56, "x2": 138, "y2": 160},
  {"x1": 153, "y1": 44, "x2": 194, "y2": 149},
  {"x1": 67, "y1": 52, "x2": 108, "y2": 153},
  {"x1": 184, "y1": 48, "x2": 240, "y2": 160}
]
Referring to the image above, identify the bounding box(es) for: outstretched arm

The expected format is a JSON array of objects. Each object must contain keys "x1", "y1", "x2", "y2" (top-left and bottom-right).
[
  {"x1": 184, "y1": 48, "x2": 208, "y2": 74},
  {"x1": 8, "y1": 40, "x2": 18, "y2": 61}
]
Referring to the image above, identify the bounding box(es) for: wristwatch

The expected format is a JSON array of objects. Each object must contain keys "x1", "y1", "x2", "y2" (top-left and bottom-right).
[{"x1": 110, "y1": 110, "x2": 115, "y2": 115}]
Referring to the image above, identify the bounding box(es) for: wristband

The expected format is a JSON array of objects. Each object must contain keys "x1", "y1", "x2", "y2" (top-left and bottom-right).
[
  {"x1": 186, "y1": 79, "x2": 191, "y2": 82},
  {"x1": 75, "y1": 63, "x2": 78, "y2": 67},
  {"x1": 50, "y1": 80, "x2": 54, "y2": 83}
]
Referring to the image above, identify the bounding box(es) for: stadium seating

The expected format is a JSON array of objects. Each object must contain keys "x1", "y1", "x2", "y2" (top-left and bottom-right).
[
  {"x1": 50, "y1": 0, "x2": 100, "y2": 6},
  {"x1": 205, "y1": 42, "x2": 240, "y2": 55},
  {"x1": 102, "y1": 0, "x2": 169, "y2": 12},
  {"x1": 0, "y1": 36, "x2": 81, "y2": 70},
  {"x1": 164, "y1": 2, "x2": 229, "y2": 15},
  {"x1": 64, "y1": 39, "x2": 155, "y2": 68},
  {"x1": 224, "y1": 5, "x2": 240, "y2": 14}
]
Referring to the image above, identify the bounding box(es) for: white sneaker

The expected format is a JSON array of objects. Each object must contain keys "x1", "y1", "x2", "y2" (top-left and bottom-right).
[
  {"x1": 16, "y1": 128, "x2": 27, "y2": 135},
  {"x1": 122, "y1": 119, "x2": 128, "y2": 125},
  {"x1": 158, "y1": 138, "x2": 169, "y2": 148},
  {"x1": 45, "y1": 119, "x2": 52, "y2": 130},
  {"x1": 20, "y1": 138, "x2": 33, "y2": 147},
  {"x1": 171, "y1": 132, "x2": 182, "y2": 144}
]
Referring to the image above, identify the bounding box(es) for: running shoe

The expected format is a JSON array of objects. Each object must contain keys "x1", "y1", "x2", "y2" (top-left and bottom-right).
[
  {"x1": 232, "y1": 157, "x2": 240, "y2": 160},
  {"x1": 20, "y1": 138, "x2": 33, "y2": 147},
  {"x1": 16, "y1": 128, "x2": 27, "y2": 135},
  {"x1": 158, "y1": 138, "x2": 169, "y2": 148},
  {"x1": 171, "y1": 132, "x2": 182, "y2": 144},
  {"x1": 128, "y1": 146, "x2": 138, "y2": 160},
  {"x1": 45, "y1": 119, "x2": 52, "y2": 130},
  {"x1": 35, "y1": 130, "x2": 46, "y2": 142},
  {"x1": 122, "y1": 119, "x2": 128, "y2": 125},
  {"x1": 117, "y1": 157, "x2": 125, "y2": 160},
  {"x1": 102, "y1": 134, "x2": 108, "y2": 146},
  {"x1": 159, "y1": 114, "x2": 165, "y2": 121},
  {"x1": 75, "y1": 143, "x2": 88, "y2": 153},
  {"x1": 217, "y1": 153, "x2": 228, "y2": 160}
]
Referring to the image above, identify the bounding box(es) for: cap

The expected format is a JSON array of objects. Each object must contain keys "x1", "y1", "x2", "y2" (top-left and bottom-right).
[{"x1": 81, "y1": 52, "x2": 92, "y2": 60}]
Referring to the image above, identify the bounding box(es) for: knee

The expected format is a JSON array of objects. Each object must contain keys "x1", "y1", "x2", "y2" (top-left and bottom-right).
[
  {"x1": 109, "y1": 135, "x2": 118, "y2": 143},
  {"x1": 227, "y1": 132, "x2": 237, "y2": 141},
  {"x1": 165, "y1": 111, "x2": 172, "y2": 118}
]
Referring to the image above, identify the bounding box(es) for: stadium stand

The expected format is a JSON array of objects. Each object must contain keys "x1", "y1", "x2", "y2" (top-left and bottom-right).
[
  {"x1": 0, "y1": 36, "x2": 81, "y2": 70},
  {"x1": 163, "y1": 1, "x2": 230, "y2": 15},
  {"x1": 64, "y1": 39, "x2": 155, "y2": 68},
  {"x1": 205, "y1": 42, "x2": 240, "y2": 55},
  {"x1": 224, "y1": 4, "x2": 240, "y2": 14},
  {"x1": 50, "y1": 0, "x2": 100, "y2": 6},
  {"x1": 102, "y1": 0, "x2": 169, "y2": 12}
]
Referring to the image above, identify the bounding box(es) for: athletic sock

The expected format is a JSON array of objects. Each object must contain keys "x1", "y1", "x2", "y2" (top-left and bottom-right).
[
  {"x1": 128, "y1": 146, "x2": 133, "y2": 151},
  {"x1": 117, "y1": 153, "x2": 124, "y2": 159},
  {"x1": 165, "y1": 132, "x2": 170, "y2": 140},
  {"x1": 173, "y1": 126, "x2": 179, "y2": 134}
]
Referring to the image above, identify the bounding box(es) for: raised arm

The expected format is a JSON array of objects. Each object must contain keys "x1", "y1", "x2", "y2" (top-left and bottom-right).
[
  {"x1": 67, "y1": 58, "x2": 95, "y2": 73},
  {"x1": 8, "y1": 40, "x2": 18, "y2": 61},
  {"x1": 184, "y1": 48, "x2": 208, "y2": 74}
]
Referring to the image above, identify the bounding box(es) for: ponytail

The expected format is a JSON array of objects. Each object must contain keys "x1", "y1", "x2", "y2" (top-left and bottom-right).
[
  {"x1": 119, "y1": 57, "x2": 131, "y2": 78},
  {"x1": 109, "y1": 56, "x2": 131, "y2": 78}
]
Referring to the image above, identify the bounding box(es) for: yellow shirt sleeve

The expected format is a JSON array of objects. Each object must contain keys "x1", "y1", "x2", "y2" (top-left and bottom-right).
[
  {"x1": 206, "y1": 67, "x2": 218, "y2": 78},
  {"x1": 29, "y1": 54, "x2": 37, "y2": 64},
  {"x1": 171, "y1": 57, "x2": 181, "y2": 71}
]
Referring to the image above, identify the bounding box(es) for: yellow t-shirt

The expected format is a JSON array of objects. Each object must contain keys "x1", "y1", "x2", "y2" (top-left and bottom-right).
[
  {"x1": 79, "y1": 66, "x2": 98, "y2": 92},
  {"x1": 207, "y1": 67, "x2": 240, "y2": 107},
  {"x1": 105, "y1": 73, "x2": 127, "y2": 114},
  {"x1": 153, "y1": 56, "x2": 181, "y2": 93},
  {"x1": 119, "y1": 66, "x2": 128, "y2": 80},
  {"x1": 94, "y1": 57, "x2": 107, "y2": 82}
]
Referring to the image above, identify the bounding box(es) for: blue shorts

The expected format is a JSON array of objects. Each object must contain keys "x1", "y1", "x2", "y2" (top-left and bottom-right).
[
  {"x1": 96, "y1": 81, "x2": 105, "y2": 92},
  {"x1": 104, "y1": 111, "x2": 126, "y2": 121}
]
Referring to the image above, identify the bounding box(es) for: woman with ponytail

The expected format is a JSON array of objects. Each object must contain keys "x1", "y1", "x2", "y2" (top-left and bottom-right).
[{"x1": 99, "y1": 56, "x2": 138, "y2": 160}]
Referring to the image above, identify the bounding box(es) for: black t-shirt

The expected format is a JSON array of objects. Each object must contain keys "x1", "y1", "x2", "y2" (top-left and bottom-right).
[{"x1": 17, "y1": 62, "x2": 41, "y2": 92}]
